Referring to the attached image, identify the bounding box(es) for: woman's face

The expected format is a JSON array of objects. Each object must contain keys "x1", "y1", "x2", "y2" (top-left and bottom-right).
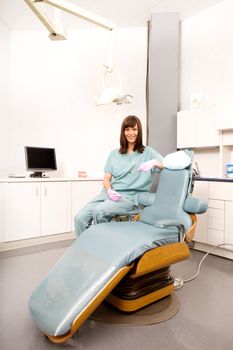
[{"x1": 124, "y1": 124, "x2": 139, "y2": 146}]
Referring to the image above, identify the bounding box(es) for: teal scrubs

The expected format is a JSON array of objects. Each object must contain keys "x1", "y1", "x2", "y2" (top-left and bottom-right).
[
  {"x1": 74, "y1": 146, "x2": 163, "y2": 237},
  {"x1": 104, "y1": 146, "x2": 163, "y2": 205}
]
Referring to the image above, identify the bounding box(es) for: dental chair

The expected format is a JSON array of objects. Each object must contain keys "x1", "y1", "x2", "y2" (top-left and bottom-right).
[{"x1": 29, "y1": 163, "x2": 207, "y2": 344}]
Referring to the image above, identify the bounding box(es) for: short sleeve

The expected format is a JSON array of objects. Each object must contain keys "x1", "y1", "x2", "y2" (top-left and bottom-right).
[
  {"x1": 147, "y1": 147, "x2": 164, "y2": 173},
  {"x1": 104, "y1": 150, "x2": 114, "y2": 173}
]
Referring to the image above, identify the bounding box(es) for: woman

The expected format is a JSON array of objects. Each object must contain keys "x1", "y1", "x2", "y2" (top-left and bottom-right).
[{"x1": 74, "y1": 115, "x2": 163, "y2": 237}]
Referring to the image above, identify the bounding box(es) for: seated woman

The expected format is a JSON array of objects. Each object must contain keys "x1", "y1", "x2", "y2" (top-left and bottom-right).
[{"x1": 74, "y1": 115, "x2": 163, "y2": 237}]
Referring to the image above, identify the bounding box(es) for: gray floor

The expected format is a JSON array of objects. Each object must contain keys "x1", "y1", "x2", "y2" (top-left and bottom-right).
[{"x1": 1, "y1": 241, "x2": 233, "y2": 350}]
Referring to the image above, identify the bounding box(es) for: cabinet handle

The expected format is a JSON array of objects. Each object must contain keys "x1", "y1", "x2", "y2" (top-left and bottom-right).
[
  {"x1": 36, "y1": 187, "x2": 39, "y2": 196},
  {"x1": 44, "y1": 186, "x2": 47, "y2": 196}
]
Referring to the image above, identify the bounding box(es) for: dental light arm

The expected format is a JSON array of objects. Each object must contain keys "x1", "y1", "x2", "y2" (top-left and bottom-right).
[
  {"x1": 24, "y1": 0, "x2": 66, "y2": 40},
  {"x1": 24, "y1": 0, "x2": 116, "y2": 40},
  {"x1": 24, "y1": 0, "x2": 131, "y2": 106}
]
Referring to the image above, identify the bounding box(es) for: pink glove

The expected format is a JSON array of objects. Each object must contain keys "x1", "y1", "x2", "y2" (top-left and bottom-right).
[
  {"x1": 107, "y1": 188, "x2": 122, "y2": 202},
  {"x1": 138, "y1": 159, "x2": 161, "y2": 172}
]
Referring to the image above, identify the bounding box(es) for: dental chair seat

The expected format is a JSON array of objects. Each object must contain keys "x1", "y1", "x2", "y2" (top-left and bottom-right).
[{"x1": 29, "y1": 167, "x2": 207, "y2": 344}]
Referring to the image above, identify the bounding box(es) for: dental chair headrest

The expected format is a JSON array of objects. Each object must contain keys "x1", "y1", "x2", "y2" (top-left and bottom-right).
[{"x1": 163, "y1": 150, "x2": 192, "y2": 170}]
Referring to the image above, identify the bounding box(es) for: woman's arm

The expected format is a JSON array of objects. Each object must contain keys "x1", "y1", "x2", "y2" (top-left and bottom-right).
[
  {"x1": 138, "y1": 159, "x2": 164, "y2": 172},
  {"x1": 103, "y1": 172, "x2": 112, "y2": 190},
  {"x1": 155, "y1": 161, "x2": 164, "y2": 170},
  {"x1": 103, "y1": 172, "x2": 122, "y2": 201}
]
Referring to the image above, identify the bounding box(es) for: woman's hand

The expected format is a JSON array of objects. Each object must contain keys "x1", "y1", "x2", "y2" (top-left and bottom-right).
[
  {"x1": 138, "y1": 159, "x2": 163, "y2": 172},
  {"x1": 107, "y1": 189, "x2": 122, "y2": 202}
]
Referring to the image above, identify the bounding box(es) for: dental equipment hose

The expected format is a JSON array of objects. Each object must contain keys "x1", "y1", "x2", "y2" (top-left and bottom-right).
[{"x1": 174, "y1": 243, "x2": 233, "y2": 289}]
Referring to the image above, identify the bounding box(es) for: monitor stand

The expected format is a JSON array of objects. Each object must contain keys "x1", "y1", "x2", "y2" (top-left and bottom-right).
[{"x1": 30, "y1": 171, "x2": 44, "y2": 178}]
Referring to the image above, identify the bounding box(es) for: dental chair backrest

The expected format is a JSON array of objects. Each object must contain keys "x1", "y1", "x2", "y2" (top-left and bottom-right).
[{"x1": 139, "y1": 166, "x2": 193, "y2": 233}]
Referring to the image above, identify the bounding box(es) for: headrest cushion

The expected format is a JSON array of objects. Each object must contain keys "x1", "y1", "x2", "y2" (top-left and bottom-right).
[{"x1": 163, "y1": 150, "x2": 192, "y2": 170}]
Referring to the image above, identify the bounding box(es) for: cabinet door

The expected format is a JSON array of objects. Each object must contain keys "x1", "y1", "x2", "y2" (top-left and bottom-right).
[
  {"x1": 196, "y1": 107, "x2": 219, "y2": 147},
  {"x1": 0, "y1": 183, "x2": 7, "y2": 242},
  {"x1": 177, "y1": 110, "x2": 196, "y2": 148},
  {"x1": 71, "y1": 181, "x2": 103, "y2": 230},
  {"x1": 5, "y1": 183, "x2": 40, "y2": 241},
  {"x1": 216, "y1": 81, "x2": 233, "y2": 130},
  {"x1": 225, "y1": 201, "x2": 233, "y2": 250},
  {"x1": 209, "y1": 182, "x2": 233, "y2": 201},
  {"x1": 192, "y1": 181, "x2": 208, "y2": 243},
  {"x1": 177, "y1": 108, "x2": 219, "y2": 149},
  {"x1": 207, "y1": 204, "x2": 224, "y2": 245},
  {"x1": 41, "y1": 182, "x2": 71, "y2": 236}
]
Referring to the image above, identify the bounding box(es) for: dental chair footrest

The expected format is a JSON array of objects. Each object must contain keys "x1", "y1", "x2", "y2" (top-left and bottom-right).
[{"x1": 106, "y1": 284, "x2": 174, "y2": 312}]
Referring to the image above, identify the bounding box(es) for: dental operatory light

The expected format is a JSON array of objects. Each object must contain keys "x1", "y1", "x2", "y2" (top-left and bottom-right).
[
  {"x1": 95, "y1": 30, "x2": 134, "y2": 106},
  {"x1": 24, "y1": 0, "x2": 133, "y2": 105},
  {"x1": 95, "y1": 66, "x2": 134, "y2": 106}
]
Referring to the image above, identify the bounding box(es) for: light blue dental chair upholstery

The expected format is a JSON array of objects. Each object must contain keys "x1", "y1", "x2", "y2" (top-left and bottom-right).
[{"x1": 29, "y1": 165, "x2": 207, "y2": 343}]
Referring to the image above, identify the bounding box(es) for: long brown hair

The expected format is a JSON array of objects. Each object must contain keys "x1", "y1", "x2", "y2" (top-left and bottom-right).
[{"x1": 119, "y1": 115, "x2": 145, "y2": 154}]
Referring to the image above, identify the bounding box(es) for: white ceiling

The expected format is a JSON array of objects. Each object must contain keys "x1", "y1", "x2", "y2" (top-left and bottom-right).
[{"x1": 0, "y1": 0, "x2": 223, "y2": 30}]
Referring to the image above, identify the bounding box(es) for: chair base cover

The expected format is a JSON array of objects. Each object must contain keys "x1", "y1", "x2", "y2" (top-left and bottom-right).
[{"x1": 107, "y1": 267, "x2": 174, "y2": 312}]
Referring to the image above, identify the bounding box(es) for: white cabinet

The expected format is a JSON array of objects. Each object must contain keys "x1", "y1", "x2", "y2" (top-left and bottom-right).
[
  {"x1": 177, "y1": 108, "x2": 219, "y2": 149},
  {"x1": 177, "y1": 110, "x2": 196, "y2": 148},
  {"x1": 216, "y1": 87, "x2": 233, "y2": 130},
  {"x1": 5, "y1": 183, "x2": 41, "y2": 241},
  {"x1": 71, "y1": 180, "x2": 103, "y2": 230},
  {"x1": 0, "y1": 183, "x2": 7, "y2": 242},
  {"x1": 4, "y1": 181, "x2": 71, "y2": 242},
  {"x1": 192, "y1": 180, "x2": 208, "y2": 243},
  {"x1": 207, "y1": 199, "x2": 224, "y2": 245},
  {"x1": 225, "y1": 201, "x2": 233, "y2": 248},
  {"x1": 40, "y1": 182, "x2": 71, "y2": 236},
  {"x1": 193, "y1": 180, "x2": 233, "y2": 253}
]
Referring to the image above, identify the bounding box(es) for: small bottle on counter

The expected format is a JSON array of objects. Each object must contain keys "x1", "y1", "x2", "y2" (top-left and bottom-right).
[{"x1": 226, "y1": 164, "x2": 233, "y2": 178}]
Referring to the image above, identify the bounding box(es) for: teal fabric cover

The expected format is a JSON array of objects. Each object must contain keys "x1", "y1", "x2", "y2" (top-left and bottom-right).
[
  {"x1": 184, "y1": 195, "x2": 208, "y2": 214},
  {"x1": 163, "y1": 150, "x2": 192, "y2": 170},
  {"x1": 139, "y1": 169, "x2": 192, "y2": 232},
  {"x1": 29, "y1": 222, "x2": 180, "y2": 336},
  {"x1": 29, "y1": 164, "x2": 205, "y2": 337}
]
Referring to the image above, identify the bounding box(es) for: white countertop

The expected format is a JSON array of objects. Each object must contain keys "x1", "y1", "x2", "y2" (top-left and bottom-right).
[{"x1": 0, "y1": 176, "x2": 103, "y2": 183}]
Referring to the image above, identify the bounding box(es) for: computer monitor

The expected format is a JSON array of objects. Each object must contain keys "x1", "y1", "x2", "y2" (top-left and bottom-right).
[{"x1": 25, "y1": 146, "x2": 57, "y2": 177}]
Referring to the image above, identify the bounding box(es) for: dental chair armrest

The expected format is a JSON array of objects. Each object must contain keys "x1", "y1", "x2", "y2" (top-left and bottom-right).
[
  {"x1": 184, "y1": 195, "x2": 208, "y2": 214},
  {"x1": 154, "y1": 219, "x2": 184, "y2": 241},
  {"x1": 103, "y1": 209, "x2": 141, "y2": 222}
]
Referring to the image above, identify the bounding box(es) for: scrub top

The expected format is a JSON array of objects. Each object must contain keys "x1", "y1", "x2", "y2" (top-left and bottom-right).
[{"x1": 104, "y1": 146, "x2": 163, "y2": 205}]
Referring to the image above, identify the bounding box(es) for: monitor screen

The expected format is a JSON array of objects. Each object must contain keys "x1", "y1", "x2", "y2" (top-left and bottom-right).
[{"x1": 25, "y1": 146, "x2": 57, "y2": 176}]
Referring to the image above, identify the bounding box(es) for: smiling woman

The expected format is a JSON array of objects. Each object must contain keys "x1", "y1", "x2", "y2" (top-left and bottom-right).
[{"x1": 74, "y1": 115, "x2": 164, "y2": 237}]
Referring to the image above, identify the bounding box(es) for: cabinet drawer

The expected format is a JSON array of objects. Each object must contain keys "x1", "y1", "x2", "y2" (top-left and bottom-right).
[
  {"x1": 207, "y1": 228, "x2": 224, "y2": 245},
  {"x1": 208, "y1": 216, "x2": 224, "y2": 230},
  {"x1": 208, "y1": 199, "x2": 224, "y2": 209},
  {"x1": 208, "y1": 208, "x2": 224, "y2": 219},
  {"x1": 209, "y1": 182, "x2": 233, "y2": 201}
]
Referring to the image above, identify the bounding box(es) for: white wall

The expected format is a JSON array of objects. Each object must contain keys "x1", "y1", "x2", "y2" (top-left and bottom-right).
[
  {"x1": 0, "y1": 21, "x2": 10, "y2": 176},
  {"x1": 1, "y1": 26, "x2": 147, "y2": 177},
  {"x1": 180, "y1": 0, "x2": 233, "y2": 111},
  {"x1": 180, "y1": 0, "x2": 233, "y2": 176}
]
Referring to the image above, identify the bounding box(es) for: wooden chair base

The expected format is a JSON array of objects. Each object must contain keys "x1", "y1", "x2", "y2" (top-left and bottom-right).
[{"x1": 106, "y1": 283, "x2": 174, "y2": 312}]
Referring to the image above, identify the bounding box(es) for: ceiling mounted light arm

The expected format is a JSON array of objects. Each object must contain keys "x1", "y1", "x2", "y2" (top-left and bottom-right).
[
  {"x1": 33, "y1": 0, "x2": 116, "y2": 31},
  {"x1": 24, "y1": 0, "x2": 66, "y2": 39}
]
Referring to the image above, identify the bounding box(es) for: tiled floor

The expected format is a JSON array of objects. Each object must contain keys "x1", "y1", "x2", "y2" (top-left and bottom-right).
[{"x1": 1, "y1": 242, "x2": 233, "y2": 350}]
